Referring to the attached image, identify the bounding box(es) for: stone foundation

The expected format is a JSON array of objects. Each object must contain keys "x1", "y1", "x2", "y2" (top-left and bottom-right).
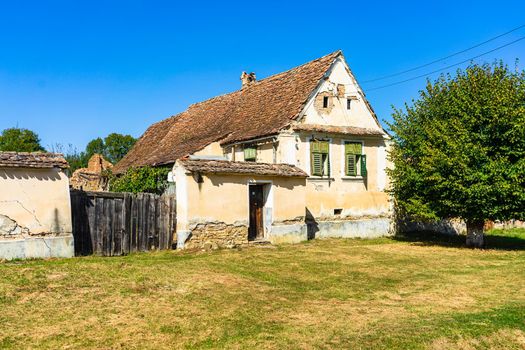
[
  {"x1": 267, "y1": 222, "x2": 307, "y2": 244},
  {"x1": 182, "y1": 222, "x2": 248, "y2": 249},
  {"x1": 0, "y1": 235, "x2": 74, "y2": 260},
  {"x1": 308, "y1": 216, "x2": 393, "y2": 239},
  {"x1": 0, "y1": 213, "x2": 75, "y2": 260}
]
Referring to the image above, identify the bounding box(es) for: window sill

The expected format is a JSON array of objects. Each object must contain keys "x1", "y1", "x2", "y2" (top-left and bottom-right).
[
  {"x1": 342, "y1": 176, "x2": 364, "y2": 181},
  {"x1": 308, "y1": 177, "x2": 335, "y2": 181}
]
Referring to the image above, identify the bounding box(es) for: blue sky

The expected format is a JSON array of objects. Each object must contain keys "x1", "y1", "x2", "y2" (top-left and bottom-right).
[{"x1": 1, "y1": 0, "x2": 524, "y2": 151}]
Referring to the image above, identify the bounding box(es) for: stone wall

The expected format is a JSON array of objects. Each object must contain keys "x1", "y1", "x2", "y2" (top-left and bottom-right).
[
  {"x1": 70, "y1": 154, "x2": 113, "y2": 191},
  {"x1": 183, "y1": 222, "x2": 248, "y2": 249}
]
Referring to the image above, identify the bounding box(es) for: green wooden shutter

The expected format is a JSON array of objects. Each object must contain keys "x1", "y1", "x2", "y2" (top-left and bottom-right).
[
  {"x1": 311, "y1": 140, "x2": 320, "y2": 153},
  {"x1": 360, "y1": 154, "x2": 367, "y2": 177},
  {"x1": 346, "y1": 154, "x2": 357, "y2": 176},
  {"x1": 325, "y1": 153, "x2": 331, "y2": 177},
  {"x1": 244, "y1": 146, "x2": 256, "y2": 161},
  {"x1": 319, "y1": 141, "x2": 329, "y2": 154},
  {"x1": 311, "y1": 152, "x2": 323, "y2": 176}
]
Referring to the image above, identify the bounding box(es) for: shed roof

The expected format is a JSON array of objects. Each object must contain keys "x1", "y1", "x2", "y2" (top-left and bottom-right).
[
  {"x1": 0, "y1": 152, "x2": 69, "y2": 169},
  {"x1": 178, "y1": 159, "x2": 308, "y2": 178},
  {"x1": 114, "y1": 51, "x2": 343, "y2": 173}
]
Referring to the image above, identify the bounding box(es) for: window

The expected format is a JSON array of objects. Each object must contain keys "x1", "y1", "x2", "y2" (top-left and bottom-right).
[
  {"x1": 323, "y1": 96, "x2": 329, "y2": 108},
  {"x1": 310, "y1": 139, "x2": 330, "y2": 176},
  {"x1": 244, "y1": 145, "x2": 256, "y2": 161},
  {"x1": 347, "y1": 98, "x2": 351, "y2": 110},
  {"x1": 345, "y1": 142, "x2": 367, "y2": 177}
]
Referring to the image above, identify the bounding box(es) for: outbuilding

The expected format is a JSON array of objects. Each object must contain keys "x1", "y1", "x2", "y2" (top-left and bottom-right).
[
  {"x1": 0, "y1": 152, "x2": 74, "y2": 259},
  {"x1": 174, "y1": 158, "x2": 308, "y2": 248}
]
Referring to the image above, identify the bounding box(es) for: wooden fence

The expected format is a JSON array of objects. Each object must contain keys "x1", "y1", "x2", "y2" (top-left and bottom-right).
[{"x1": 71, "y1": 190, "x2": 176, "y2": 256}]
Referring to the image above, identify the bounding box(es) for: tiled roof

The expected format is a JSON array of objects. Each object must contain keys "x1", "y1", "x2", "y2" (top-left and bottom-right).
[
  {"x1": 293, "y1": 124, "x2": 384, "y2": 136},
  {"x1": 179, "y1": 159, "x2": 308, "y2": 178},
  {"x1": 114, "y1": 51, "x2": 341, "y2": 173},
  {"x1": 0, "y1": 152, "x2": 69, "y2": 169}
]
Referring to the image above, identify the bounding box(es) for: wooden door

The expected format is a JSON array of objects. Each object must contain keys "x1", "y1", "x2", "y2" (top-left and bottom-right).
[{"x1": 249, "y1": 185, "x2": 264, "y2": 240}]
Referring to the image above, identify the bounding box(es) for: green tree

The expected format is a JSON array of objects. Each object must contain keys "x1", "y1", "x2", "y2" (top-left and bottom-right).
[
  {"x1": 0, "y1": 128, "x2": 45, "y2": 152},
  {"x1": 85, "y1": 137, "x2": 105, "y2": 159},
  {"x1": 85, "y1": 134, "x2": 136, "y2": 164},
  {"x1": 103, "y1": 133, "x2": 136, "y2": 164},
  {"x1": 388, "y1": 62, "x2": 525, "y2": 248}
]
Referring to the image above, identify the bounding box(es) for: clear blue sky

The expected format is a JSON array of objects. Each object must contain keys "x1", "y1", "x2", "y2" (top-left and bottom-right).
[{"x1": 1, "y1": 0, "x2": 524, "y2": 152}]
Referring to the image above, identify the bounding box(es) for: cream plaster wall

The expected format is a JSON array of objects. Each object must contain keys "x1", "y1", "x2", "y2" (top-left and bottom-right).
[
  {"x1": 281, "y1": 133, "x2": 391, "y2": 219},
  {"x1": 300, "y1": 57, "x2": 382, "y2": 131},
  {"x1": 193, "y1": 142, "x2": 224, "y2": 157},
  {"x1": 0, "y1": 167, "x2": 72, "y2": 235}
]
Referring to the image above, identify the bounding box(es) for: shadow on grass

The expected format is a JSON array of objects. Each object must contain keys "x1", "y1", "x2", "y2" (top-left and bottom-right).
[{"x1": 393, "y1": 230, "x2": 525, "y2": 251}]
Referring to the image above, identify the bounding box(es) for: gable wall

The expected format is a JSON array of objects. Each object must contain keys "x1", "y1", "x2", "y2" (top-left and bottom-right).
[{"x1": 300, "y1": 57, "x2": 381, "y2": 131}]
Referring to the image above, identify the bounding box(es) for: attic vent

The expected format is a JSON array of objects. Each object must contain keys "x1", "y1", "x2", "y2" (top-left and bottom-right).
[{"x1": 240, "y1": 71, "x2": 256, "y2": 87}]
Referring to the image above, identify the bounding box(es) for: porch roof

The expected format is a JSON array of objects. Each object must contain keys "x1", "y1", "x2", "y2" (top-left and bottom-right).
[{"x1": 178, "y1": 159, "x2": 308, "y2": 178}]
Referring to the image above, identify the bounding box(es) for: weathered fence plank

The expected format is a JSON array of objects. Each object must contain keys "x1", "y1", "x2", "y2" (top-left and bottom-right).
[{"x1": 71, "y1": 190, "x2": 176, "y2": 256}]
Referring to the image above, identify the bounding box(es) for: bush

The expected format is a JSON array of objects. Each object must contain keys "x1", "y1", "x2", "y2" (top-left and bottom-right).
[{"x1": 108, "y1": 166, "x2": 171, "y2": 194}]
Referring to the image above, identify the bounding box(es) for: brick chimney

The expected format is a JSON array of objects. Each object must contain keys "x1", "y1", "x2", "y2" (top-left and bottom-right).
[{"x1": 240, "y1": 71, "x2": 256, "y2": 88}]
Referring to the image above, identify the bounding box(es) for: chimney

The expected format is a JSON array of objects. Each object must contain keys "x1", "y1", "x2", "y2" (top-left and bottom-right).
[{"x1": 240, "y1": 71, "x2": 256, "y2": 88}]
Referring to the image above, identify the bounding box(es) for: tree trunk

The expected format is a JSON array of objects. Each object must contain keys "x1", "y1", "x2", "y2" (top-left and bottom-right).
[{"x1": 466, "y1": 220, "x2": 485, "y2": 248}]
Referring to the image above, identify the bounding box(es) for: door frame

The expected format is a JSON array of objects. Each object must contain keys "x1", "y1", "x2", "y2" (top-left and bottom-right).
[{"x1": 246, "y1": 180, "x2": 273, "y2": 240}]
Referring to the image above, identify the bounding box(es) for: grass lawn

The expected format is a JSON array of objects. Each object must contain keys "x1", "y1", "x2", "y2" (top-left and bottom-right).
[{"x1": 1, "y1": 229, "x2": 525, "y2": 349}]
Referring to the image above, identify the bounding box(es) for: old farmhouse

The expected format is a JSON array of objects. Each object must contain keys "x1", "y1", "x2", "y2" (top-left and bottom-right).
[{"x1": 115, "y1": 51, "x2": 392, "y2": 248}]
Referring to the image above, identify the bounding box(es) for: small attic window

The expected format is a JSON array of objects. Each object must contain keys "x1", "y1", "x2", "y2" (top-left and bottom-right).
[
  {"x1": 347, "y1": 99, "x2": 351, "y2": 110},
  {"x1": 323, "y1": 96, "x2": 329, "y2": 108},
  {"x1": 244, "y1": 145, "x2": 257, "y2": 162}
]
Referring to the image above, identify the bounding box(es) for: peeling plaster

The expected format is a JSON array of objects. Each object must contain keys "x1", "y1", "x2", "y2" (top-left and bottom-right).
[{"x1": 0, "y1": 214, "x2": 29, "y2": 237}]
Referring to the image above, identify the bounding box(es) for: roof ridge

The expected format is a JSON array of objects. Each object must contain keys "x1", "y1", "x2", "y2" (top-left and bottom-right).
[
  {"x1": 251, "y1": 50, "x2": 341, "y2": 85},
  {"x1": 0, "y1": 151, "x2": 65, "y2": 157},
  {"x1": 187, "y1": 50, "x2": 341, "y2": 110}
]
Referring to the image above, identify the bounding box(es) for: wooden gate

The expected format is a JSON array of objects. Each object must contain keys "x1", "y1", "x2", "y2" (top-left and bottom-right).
[{"x1": 71, "y1": 190, "x2": 176, "y2": 256}]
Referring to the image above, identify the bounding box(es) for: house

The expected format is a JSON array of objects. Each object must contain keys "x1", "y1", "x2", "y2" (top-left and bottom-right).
[
  {"x1": 0, "y1": 152, "x2": 74, "y2": 259},
  {"x1": 114, "y1": 51, "x2": 392, "y2": 248},
  {"x1": 70, "y1": 153, "x2": 113, "y2": 191}
]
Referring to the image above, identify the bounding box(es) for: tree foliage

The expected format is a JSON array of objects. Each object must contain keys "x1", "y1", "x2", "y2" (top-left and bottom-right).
[
  {"x1": 53, "y1": 133, "x2": 137, "y2": 176},
  {"x1": 85, "y1": 137, "x2": 105, "y2": 158},
  {"x1": 0, "y1": 128, "x2": 45, "y2": 152},
  {"x1": 86, "y1": 133, "x2": 136, "y2": 164},
  {"x1": 108, "y1": 166, "x2": 170, "y2": 194},
  {"x1": 388, "y1": 62, "x2": 525, "y2": 244}
]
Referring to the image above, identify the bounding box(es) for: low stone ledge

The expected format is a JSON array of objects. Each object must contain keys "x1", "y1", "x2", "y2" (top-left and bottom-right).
[
  {"x1": 308, "y1": 217, "x2": 393, "y2": 239},
  {"x1": 0, "y1": 235, "x2": 74, "y2": 260}
]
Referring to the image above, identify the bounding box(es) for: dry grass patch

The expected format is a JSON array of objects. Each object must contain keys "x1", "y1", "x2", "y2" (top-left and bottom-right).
[{"x1": 1, "y1": 230, "x2": 525, "y2": 349}]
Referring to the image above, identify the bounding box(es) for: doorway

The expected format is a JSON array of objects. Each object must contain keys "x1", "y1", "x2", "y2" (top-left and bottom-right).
[{"x1": 248, "y1": 184, "x2": 265, "y2": 241}]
